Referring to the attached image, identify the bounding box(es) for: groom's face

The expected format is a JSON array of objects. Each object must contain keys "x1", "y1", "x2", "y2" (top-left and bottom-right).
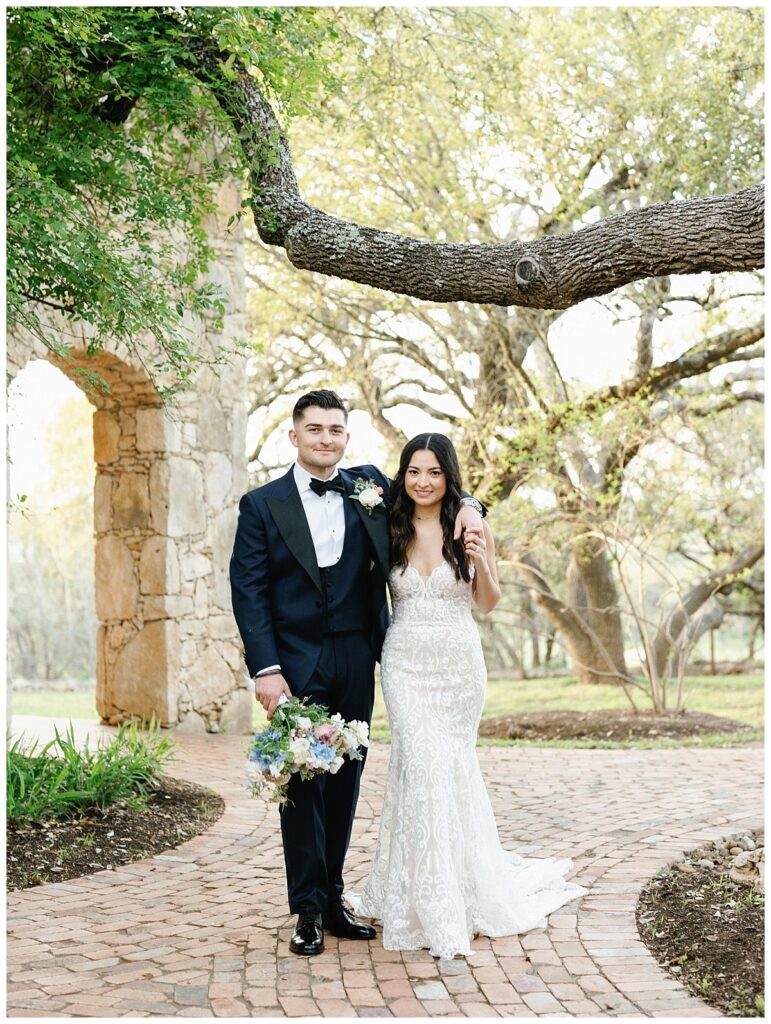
[{"x1": 290, "y1": 406, "x2": 350, "y2": 476}]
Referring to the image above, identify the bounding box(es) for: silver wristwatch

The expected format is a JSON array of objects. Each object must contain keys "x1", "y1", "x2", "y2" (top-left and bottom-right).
[{"x1": 459, "y1": 496, "x2": 485, "y2": 517}]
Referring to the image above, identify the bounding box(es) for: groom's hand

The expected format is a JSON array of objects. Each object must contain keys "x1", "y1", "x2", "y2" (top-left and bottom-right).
[{"x1": 255, "y1": 673, "x2": 292, "y2": 719}]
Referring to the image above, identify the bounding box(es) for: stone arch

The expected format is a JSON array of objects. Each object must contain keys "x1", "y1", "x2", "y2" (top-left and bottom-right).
[{"x1": 7, "y1": 182, "x2": 251, "y2": 733}]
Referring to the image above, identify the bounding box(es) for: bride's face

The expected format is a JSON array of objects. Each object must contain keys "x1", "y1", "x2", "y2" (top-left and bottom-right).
[{"x1": 404, "y1": 449, "x2": 446, "y2": 512}]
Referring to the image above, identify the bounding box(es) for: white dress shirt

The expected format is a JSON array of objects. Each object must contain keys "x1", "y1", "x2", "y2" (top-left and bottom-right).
[{"x1": 293, "y1": 461, "x2": 346, "y2": 567}]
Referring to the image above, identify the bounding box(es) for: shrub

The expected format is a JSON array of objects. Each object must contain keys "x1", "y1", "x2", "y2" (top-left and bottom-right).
[{"x1": 7, "y1": 719, "x2": 175, "y2": 824}]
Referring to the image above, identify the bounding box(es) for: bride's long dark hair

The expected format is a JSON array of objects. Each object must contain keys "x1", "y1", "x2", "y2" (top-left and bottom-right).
[{"x1": 389, "y1": 433, "x2": 471, "y2": 582}]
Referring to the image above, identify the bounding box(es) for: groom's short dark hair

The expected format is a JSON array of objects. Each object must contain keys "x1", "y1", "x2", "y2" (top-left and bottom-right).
[{"x1": 293, "y1": 389, "x2": 348, "y2": 424}]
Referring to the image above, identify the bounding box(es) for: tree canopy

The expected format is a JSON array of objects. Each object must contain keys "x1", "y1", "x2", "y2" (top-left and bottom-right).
[
  {"x1": 7, "y1": 6, "x2": 340, "y2": 392},
  {"x1": 7, "y1": 5, "x2": 764, "y2": 395}
]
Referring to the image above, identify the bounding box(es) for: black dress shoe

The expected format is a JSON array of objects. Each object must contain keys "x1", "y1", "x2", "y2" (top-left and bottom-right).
[
  {"x1": 289, "y1": 913, "x2": 324, "y2": 956},
  {"x1": 322, "y1": 904, "x2": 376, "y2": 940}
]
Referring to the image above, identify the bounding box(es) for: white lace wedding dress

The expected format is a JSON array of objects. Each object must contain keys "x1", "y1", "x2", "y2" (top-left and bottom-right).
[{"x1": 350, "y1": 561, "x2": 587, "y2": 959}]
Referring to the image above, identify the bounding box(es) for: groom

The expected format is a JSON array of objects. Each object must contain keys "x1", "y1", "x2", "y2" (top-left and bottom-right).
[{"x1": 229, "y1": 389, "x2": 484, "y2": 955}]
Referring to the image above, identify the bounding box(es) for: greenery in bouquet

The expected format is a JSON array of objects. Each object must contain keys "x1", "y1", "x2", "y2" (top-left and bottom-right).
[{"x1": 247, "y1": 695, "x2": 369, "y2": 805}]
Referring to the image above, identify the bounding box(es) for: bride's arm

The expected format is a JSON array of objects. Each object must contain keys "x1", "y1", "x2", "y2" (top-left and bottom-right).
[{"x1": 467, "y1": 521, "x2": 501, "y2": 614}]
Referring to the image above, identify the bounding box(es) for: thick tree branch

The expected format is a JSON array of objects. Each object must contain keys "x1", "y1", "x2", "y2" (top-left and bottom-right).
[
  {"x1": 580, "y1": 321, "x2": 765, "y2": 417},
  {"x1": 193, "y1": 44, "x2": 765, "y2": 310},
  {"x1": 651, "y1": 541, "x2": 765, "y2": 676}
]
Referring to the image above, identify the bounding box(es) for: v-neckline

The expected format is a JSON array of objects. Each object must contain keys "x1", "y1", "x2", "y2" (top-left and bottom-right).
[{"x1": 406, "y1": 561, "x2": 447, "y2": 581}]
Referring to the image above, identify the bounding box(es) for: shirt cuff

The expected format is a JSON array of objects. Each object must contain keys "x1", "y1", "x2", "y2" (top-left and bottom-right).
[{"x1": 254, "y1": 664, "x2": 281, "y2": 678}]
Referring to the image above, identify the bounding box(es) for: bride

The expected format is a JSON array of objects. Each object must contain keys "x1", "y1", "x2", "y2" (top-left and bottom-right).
[{"x1": 351, "y1": 432, "x2": 586, "y2": 960}]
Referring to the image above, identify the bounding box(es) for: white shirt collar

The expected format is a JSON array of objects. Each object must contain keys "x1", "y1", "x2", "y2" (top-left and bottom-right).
[{"x1": 293, "y1": 461, "x2": 341, "y2": 493}]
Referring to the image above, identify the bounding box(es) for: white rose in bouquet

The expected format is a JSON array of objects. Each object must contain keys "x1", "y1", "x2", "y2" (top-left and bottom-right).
[{"x1": 289, "y1": 736, "x2": 311, "y2": 765}]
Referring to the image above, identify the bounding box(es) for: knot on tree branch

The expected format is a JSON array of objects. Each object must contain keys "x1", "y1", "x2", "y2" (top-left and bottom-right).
[{"x1": 514, "y1": 254, "x2": 541, "y2": 286}]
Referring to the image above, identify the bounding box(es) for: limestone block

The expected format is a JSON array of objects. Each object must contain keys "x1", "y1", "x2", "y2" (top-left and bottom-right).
[
  {"x1": 209, "y1": 615, "x2": 238, "y2": 640},
  {"x1": 194, "y1": 578, "x2": 208, "y2": 618},
  {"x1": 118, "y1": 410, "x2": 136, "y2": 436},
  {"x1": 221, "y1": 642, "x2": 246, "y2": 672},
  {"x1": 109, "y1": 624, "x2": 126, "y2": 649},
  {"x1": 221, "y1": 312, "x2": 246, "y2": 343},
  {"x1": 112, "y1": 472, "x2": 150, "y2": 529},
  {"x1": 182, "y1": 422, "x2": 197, "y2": 447},
  {"x1": 204, "y1": 260, "x2": 230, "y2": 293},
  {"x1": 204, "y1": 451, "x2": 233, "y2": 507},
  {"x1": 95, "y1": 625, "x2": 108, "y2": 719},
  {"x1": 150, "y1": 457, "x2": 205, "y2": 537},
  {"x1": 93, "y1": 473, "x2": 112, "y2": 533},
  {"x1": 143, "y1": 595, "x2": 194, "y2": 619},
  {"x1": 95, "y1": 535, "x2": 138, "y2": 620},
  {"x1": 219, "y1": 688, "x2": 254, "y2": 735},
  {"x1": 139, "y1": 537, "x2": 180, "y2": 595},
  {"x1": 93, "y1": 410, "x2": 120, "y2": 464},
  {"x1": 194, "y1": 367, "x2": 217, "y2": 392},
  {"x1": 112, "y1": 620, "x2": 179, "y2": 725},
  {"x1": 197, "y1": 394, "x2": 229, "y2": 451},
  {"x1": 180, "y1": 641, "x2": 197, "y2": 667},
  {"x1": 168, "y1": 458, "x2": 205, "y2": 536},
  {"x1": 142, "y1": 597, "x2": 170, "y2": 620},
  {"x1": 149, "y1": 461, "x2": 169, "y2": 532},
  {"x1": 136, "y1": 407, "x2": 182, "y2": 453},
  {"x1": 183, "y1": 645, "x2": 236, "y2": 708},
  {"x1": 230, "y1": 401, "x2": 249, "y2": 491},
  {"x1": 180, "y1": 551, "x2": 212, "y2": 581},
  {"x1": 212, "y1": 506, "x2": 238, "y2": 607},
  {"x1": 173, "y1": 711, "x2": 207, "y2": 734},
  {"x1": 179, "y1": 620, "x2": 206, "y2": 636},
  {"x1": 216, "y1": 179, "x2": 242, "y2": 222}
]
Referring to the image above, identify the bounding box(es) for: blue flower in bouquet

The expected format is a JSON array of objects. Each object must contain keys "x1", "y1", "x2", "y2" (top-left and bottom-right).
[{"x1": 310, "y1": 740, "x2": 337, "y2": 765}]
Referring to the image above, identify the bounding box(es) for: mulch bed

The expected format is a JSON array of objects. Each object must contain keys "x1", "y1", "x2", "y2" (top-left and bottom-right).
[
  {"x1": 637, "y1": 836, "x2": 765, "y2": 1018},
  {"x1": 478, "y1": 708, "x2": 757, "y2": 742},
  {"x1": 6, "y1": 775, "x2": 225, "y2": 892}
]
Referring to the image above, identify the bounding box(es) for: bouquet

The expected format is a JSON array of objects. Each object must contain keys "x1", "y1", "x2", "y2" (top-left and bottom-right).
[{"x1": 247, "y1": 694, "x2": 369, "y2": 805}]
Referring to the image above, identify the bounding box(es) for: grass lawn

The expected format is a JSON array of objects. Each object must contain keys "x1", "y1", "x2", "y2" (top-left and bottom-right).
[
  {"x1": 368, "y1": 673, "x2": 764, "y2": 744},
  {"x1": 12, "y1": 672, "x2": 763, "y2": 749},
  {"x1": 11, "y1": 688, "x2": 99, "y2": 721}
]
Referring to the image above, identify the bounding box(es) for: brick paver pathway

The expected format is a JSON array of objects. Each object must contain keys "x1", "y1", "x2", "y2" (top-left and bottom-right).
[{"x1": 7, "y1": 717, "x2": 762, "y2": 1018}]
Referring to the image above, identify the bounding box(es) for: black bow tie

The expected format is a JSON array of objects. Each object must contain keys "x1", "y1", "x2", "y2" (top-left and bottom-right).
[{"x1": 309, "y1": 476, "x2": 346, "y2": 497}]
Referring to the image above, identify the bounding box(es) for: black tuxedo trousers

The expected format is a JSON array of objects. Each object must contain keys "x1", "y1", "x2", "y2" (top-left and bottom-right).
[{"x1": 280, "y1": 630, "x2": 375, "y2": 914}]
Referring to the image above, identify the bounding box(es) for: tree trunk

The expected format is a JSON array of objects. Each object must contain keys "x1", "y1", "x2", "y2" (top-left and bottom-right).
[
  {"x1": 651, "y1": 542, "x2": 764, "y2": 677},
  {"x1": 520, "y1": 553, "x2": 632, "y2": 688}
]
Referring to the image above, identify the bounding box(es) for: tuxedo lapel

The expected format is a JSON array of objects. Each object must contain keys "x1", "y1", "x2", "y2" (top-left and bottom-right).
[
  {"x1": 265, "y1": 470, "x2": 322, "y2": 592},
  {"x1": 340, "y1": 469, "x2": 390, "y2": 576}
]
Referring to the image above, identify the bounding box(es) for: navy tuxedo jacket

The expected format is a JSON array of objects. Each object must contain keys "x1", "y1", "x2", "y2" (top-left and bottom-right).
[{"x1": 229, "y1": 464, "x2": 391, "y2": 689}]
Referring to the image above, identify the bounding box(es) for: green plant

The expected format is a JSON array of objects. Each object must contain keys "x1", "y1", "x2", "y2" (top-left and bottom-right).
[{"x1": 6, "y1": 718, "x2": 175, "y2": 824}]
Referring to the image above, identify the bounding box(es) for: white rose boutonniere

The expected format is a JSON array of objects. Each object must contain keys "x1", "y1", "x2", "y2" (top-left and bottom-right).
[{"x1": 350, "y1": 477, "x2": 385, "y2": 516}]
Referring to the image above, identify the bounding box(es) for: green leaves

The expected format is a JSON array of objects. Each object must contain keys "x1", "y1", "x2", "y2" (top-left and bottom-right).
[
  {"x1": 7, "y1": 7, "x2": 340, "y2": 397},
  {"x1": 6, "y1": 719, "x2": 176, "y2": 825}
]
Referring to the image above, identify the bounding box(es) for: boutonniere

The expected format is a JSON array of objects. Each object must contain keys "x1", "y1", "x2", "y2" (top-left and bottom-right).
[{"x1": 350, "y1": 477, "x2": 385, "y2": 516}]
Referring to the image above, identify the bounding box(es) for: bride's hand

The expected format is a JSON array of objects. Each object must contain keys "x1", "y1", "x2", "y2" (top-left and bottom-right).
[{"x1": 463, "y1": 526, "x2": 487, "y2": 569}]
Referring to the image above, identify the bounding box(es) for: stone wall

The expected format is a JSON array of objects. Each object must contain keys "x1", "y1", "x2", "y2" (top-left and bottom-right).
[{"x1": 7, "y1": 180, "x2": 253, "y2": 734}]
